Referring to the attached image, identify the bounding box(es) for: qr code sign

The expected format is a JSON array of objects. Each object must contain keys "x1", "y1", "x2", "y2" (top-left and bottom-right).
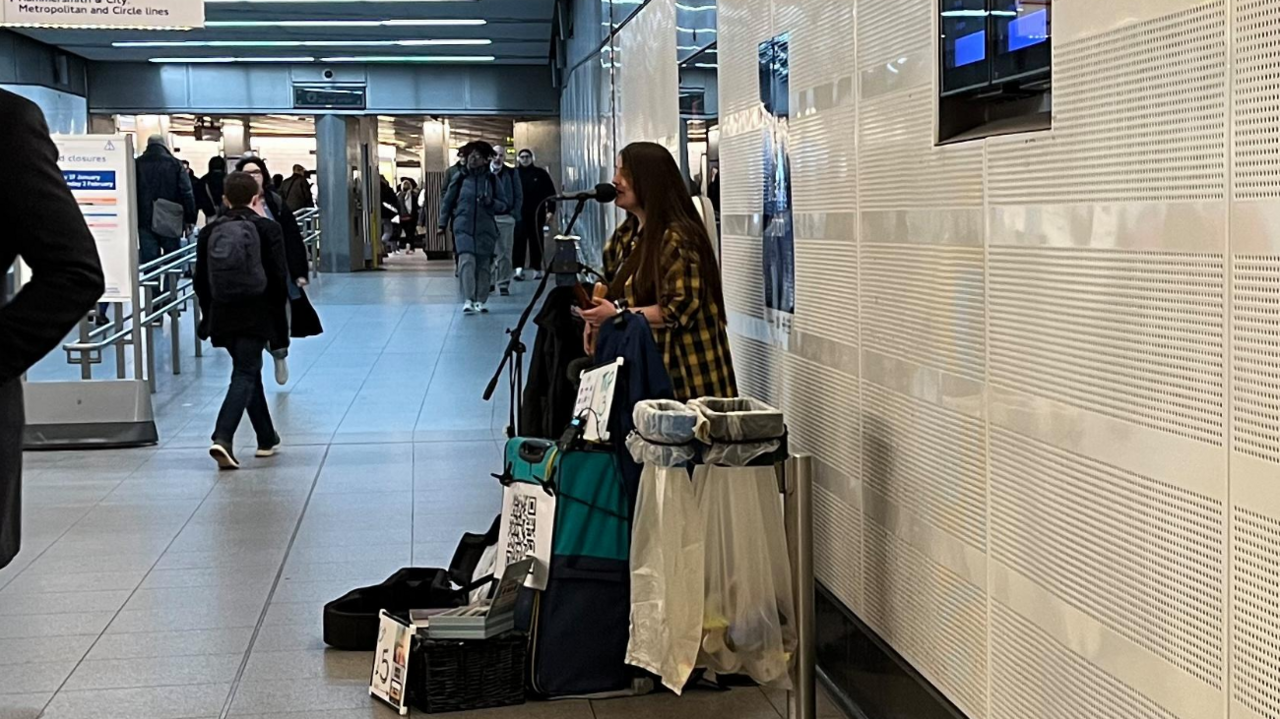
[{"x1": 505, "y1": 495, "x2": 539, "y2": 565}]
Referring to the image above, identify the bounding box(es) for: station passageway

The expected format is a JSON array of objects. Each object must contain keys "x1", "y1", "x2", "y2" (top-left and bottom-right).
[{"x1": 0, "y1": 259, "x2": 834, "y2": 719}]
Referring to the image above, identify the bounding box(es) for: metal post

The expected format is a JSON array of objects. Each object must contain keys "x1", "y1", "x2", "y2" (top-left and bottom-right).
[
  {"x1": 193, "y1": 297, "x2": 203, "y2": 359},
  {"x1": 78, "y1": 318, "x2": 92, "y2": 380},
  {"x1": 170, "y1": 277, "x2": 182, "y2": 376},
  {"x1": 114, "y1": 303, "x2": 126, "y2": 379},
  {"x1": 785, "y1": 454, "x2": 816, "y2": 719},
  {"x1": 144, "y1": 284, "x2": 157, "y2": 394}
]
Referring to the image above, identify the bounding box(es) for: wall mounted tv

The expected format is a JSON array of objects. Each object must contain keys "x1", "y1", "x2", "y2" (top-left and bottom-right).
[{"x1": 941, "y1": 0, "x2": 1051, "y2": 97}]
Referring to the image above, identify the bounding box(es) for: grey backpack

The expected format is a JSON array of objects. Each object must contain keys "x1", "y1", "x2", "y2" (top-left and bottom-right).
[{"x1": 208, "y1": 217, "x2": 267, "y2": 302}]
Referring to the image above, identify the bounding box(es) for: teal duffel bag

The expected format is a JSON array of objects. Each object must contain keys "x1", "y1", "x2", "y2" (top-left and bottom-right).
[{"x1": 502, "y1": 437, "x2": 636, "y2": 697}]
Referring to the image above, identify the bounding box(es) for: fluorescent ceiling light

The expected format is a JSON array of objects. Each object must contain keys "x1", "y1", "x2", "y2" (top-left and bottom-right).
[
  {"x1": 116, "y1": 39, "x2": 491, "y2": 48},
  {"x1": 206, "y1": 18, "x2": 485, "y2": 27},
  {"x1": 148, "y1": 56, "x2": 316, "y2": 63},
  {"x1": 319, "y1": 55, "x2": 496, "y2": 62}
]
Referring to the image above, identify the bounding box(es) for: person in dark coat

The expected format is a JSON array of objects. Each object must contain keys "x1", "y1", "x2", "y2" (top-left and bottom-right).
[
  {"x1": 279, "y1": 164, "x2": 315, "y2": 214},
  {"x1": 195, "y1": 172, "x2": 291, "y2": 470},
  {"x1": 235, "y1": 156, "x2": 324, "y2": 383},
  {"x1": 439, "y1": 141, "x2": 511, "y2": 314},
  {"x1": 198, "y1": 156, "x2": 227, "y2": 222},
  {"x1": 0, "y1": 90, "x2": 106, "y2": 567},
  {"x1": 514, "y1": 149, "x2": 557, "y2": 280},
  {"x1": 135, "y1": 135, "x2": 197, "y2": 263}
]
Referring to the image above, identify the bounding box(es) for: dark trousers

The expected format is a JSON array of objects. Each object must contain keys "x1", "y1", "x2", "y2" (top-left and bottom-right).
[
  {"x1": 139, "y1": 227, "x2": 181, "y2": 265},
  {"x1": 0, "y1": 379, "x2": 24, "y2": 569},
  {"x1": 513, "y1": 217, "x2": 544, "y2": 271},
  {"x1": 212, "y1": 336, "x2": 276, "y2": 448}
]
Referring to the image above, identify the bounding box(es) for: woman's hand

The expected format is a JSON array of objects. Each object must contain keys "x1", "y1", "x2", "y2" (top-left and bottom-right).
[{"x1": 579, "y1": 297, "x2": 616, "y2": 328}]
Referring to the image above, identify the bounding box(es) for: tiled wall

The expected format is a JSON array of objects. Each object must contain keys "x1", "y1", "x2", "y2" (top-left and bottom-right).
[
  {"x1": 714, "y1": 1, "x2": 1280, "y2": 719},
  {"x1": 559, "y1": 0, "x2": 680, "y2": 263}
]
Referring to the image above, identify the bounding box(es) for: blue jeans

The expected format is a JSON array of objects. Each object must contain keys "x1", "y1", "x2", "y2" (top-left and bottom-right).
[
  {"x1": 213, "y1": 336, "x2": 276, "y2": 449},
  {"x1": 139, "y1": 227, "x2": 180, "y2": 265}
]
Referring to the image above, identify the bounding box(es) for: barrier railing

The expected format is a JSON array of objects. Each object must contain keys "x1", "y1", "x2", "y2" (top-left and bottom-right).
[{"x1": 63, "y1": 208, "x2": 323, "y2": 391}]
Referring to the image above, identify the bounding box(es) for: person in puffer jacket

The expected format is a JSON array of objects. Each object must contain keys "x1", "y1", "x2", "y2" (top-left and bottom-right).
[{"x1": 438, "y1": 140, "x2": 511, "y2": 314}]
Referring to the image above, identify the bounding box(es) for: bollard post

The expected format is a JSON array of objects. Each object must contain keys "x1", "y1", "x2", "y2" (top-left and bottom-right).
[
  {"x1": 170, "y1": 279, "x2": 182, "y2": 376},
  {"x1": 785, "y1": 454, "x2": 816, "y2": 719}
]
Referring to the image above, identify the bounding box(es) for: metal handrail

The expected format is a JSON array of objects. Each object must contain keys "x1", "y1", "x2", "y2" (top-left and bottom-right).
[{"x1": 63, "y1": 206, "x2": 323, "y2": 388}]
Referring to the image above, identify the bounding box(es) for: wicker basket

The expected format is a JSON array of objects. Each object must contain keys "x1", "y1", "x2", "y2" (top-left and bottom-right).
[{"x1": 410, "y1": 632, "x2": 527, "y2": 714}]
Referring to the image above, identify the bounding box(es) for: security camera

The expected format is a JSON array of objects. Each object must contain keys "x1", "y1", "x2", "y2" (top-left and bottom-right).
[{"x1": 323, "y1": 69, "x2": 335, "y2": 80}]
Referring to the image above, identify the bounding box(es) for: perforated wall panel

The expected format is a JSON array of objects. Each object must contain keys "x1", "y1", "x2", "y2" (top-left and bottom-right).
[
  {"x1": 990, "y1": 426, "x2": 1226, "y2": 687},
  {"x1": 613, "y1": 0, "x2": 679, "y2": 156},
  {"x1": 989, "y1": 247, "x2": 1227, "y2": 445},
  {"x1": 863, "y1": 382, "x2": 986, "y2": 552},
  {"x1": 987, "y1": 2, "x2": 1228, "y2": 205},
  {"x1": 991, "y1": 602, "x2": 1181, "y2": 719},
  {"x1": 1235, "y1": 0, "x2": 1280, "y2": 200},
  {"x1": 861, "y1": 243, "x2": 985, "y2": 382},
  {"x1": 864, "y1": 520, "x2": 988, "y2": 719},
  {"x1": 1233, "y1": 508, "x2": 1280, "y2": 718}
]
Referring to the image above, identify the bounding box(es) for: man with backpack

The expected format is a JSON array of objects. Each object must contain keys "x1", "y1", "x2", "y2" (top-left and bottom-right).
[{"x1": 194, "y1": 171, "x2": 291, "y2": 470}]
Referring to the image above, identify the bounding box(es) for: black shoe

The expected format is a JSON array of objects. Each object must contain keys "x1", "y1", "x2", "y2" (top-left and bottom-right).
[
  {"x1": 499, "y1": 286, "x2": 511, "y2": 297},
  {"x1": 256, "y1": 434, "x2": 282, "y2": 458},
  {"x1": 209, "y1": 442, "x2": 240, "y2": 470},
  {"x1": 93, "y1": 314, "x2": 110, "y2": 327}
]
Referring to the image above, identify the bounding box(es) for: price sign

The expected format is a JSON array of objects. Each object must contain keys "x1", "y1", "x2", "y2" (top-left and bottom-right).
[{"x1": 369, "y1": 611, "x2": 413, "y2": 715}]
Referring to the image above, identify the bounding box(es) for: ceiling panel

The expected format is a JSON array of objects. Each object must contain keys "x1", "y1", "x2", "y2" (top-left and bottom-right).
[{"x1": 18, "y1": 0, "x2": 555, "y2": 65}]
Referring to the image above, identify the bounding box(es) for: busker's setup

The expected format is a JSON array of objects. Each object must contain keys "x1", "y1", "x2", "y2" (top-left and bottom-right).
[{"x1": 322, "y1": 235, "x2": 815, "y2": 716}]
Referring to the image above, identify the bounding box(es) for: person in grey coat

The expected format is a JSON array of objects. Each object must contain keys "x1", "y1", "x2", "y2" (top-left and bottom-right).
[
  {"x1": 490, "y1": 145, "x2": 523, "y2": 297},
  {"x1": 439, "y1": 141, "x2": 511, "y2": 314}
]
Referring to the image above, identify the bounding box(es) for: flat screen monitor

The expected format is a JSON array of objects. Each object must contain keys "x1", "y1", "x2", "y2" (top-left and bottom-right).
[
  {"x1": 993, "y1": 0, "x2": 1052, "y2": 83},
  {"x1": 941, "y1": 0, "x2": 992, "y2": 96}
]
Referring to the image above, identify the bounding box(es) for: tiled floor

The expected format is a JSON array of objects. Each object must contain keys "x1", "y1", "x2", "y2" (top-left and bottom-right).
[{"x1": 1, "y1": 257, "x2": 831, "y2": 719}]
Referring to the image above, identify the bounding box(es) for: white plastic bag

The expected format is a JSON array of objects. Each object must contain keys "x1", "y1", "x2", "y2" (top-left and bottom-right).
[
  {"x1": 694, "y1": 464, "x2": 796, "y2": 689},
  {"x1": 626, "y1": 465, "x2": 705, "y2": 694},
  {"x1": 625, "y1": 400, "x2": 705, "y2": 694}
]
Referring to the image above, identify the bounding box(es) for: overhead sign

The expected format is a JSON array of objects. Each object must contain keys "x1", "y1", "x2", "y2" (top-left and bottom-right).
[
  {"x1": 55, "y1": 135, "x2": 137, "y2": 303},
  {"x1": 0, "y1": 0, "x2": 204, "y2": 29},
  {"x1": 294, "y1": 85, "x2": 367, "y2": 111}
]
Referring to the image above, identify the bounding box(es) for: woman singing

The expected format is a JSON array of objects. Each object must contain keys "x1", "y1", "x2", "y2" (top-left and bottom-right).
[{"x1": 581, "y1": 142, "x2": 737, "y2": 401}]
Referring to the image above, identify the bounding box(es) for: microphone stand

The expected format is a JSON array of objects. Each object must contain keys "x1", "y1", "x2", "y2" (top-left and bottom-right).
[{"x1": 483, "y1": 195, "x2": 595, "y2": 439}]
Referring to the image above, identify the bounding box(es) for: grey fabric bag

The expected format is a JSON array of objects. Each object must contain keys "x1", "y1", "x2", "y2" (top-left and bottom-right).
[{"x1": 151, "y1": 198, "x2": 185, "y2": 239}]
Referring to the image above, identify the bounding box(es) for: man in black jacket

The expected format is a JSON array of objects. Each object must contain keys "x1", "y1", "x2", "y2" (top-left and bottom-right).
[
  {"x1": 513, "y1": 149, "x2": 557, "y2": 280},
  {"x1": 136, "y1": 135, "x2": 197, "y2": 263},
  {"x1": 195, "y1": 172, "x2": 290, "y2": 470},
  {"x1": 0, "y1": 90, "x2": 106, "y2": 568},
  {"x1": 279, "y1": 165, "x2": 314, "y2": 214},
  {"x1": 197, "y1": 156, "x2": 227, "y2": 223}
]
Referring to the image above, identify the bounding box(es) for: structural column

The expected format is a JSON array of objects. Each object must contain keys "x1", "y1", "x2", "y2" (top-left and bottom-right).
[{"x1": 316, "y1": 114, "x2": 355, "y2": 273}]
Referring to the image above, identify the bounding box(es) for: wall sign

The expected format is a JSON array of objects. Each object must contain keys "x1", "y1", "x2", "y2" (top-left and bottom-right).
[
  {"x1": 0, "y1": 0, "x2": 204, "y2": 29},
  {"x1": 294, "y1": 85, "x2": 367, "y2": 111},
  {"x1": 55, "y1": 135, "x2": 137, "y2": 303}
]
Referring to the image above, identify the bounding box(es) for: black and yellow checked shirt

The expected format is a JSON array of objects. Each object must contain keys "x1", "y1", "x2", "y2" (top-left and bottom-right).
[{"x1": 602, "y1": 222, "x2": 737, "y2": 402}]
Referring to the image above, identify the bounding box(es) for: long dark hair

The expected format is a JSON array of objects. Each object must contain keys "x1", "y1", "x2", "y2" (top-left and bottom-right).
[{"x1": 611, "y1": 142, "x2": 725, "y2": 314}]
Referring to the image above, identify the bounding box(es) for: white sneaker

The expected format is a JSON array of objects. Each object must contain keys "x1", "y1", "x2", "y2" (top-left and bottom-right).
[
  {"x1": 513, "y1": 268, "x2": 525, "y2": 281},
  {"x1": 463, "y1": 301, "x2": 477, "y2": 315},
  {"x1": 476, "y1": 302, "x2": 489, "y2": 314},
  {"x1": 256, "y1": 434, "x2": 282, "y2": 458},
  {"x1": 273, "y1": 355, "x2": 289, "y2": 386},
  {"x1": 209, "y1": 443, "x2": 240, "y2": 470},
  {"x1": 534, "y1": 271, "x2": 544, "y2": 280}
]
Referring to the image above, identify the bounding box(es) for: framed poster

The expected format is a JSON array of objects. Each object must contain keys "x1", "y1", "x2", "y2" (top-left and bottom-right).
[{"x1": 759, "y1": 34, "x2": 794, "y2": 349}]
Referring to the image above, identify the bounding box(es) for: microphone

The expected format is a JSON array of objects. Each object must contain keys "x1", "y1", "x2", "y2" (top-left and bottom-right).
[{"x1": 554, "y1": 183, "x2": 617, "y2": 204}]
